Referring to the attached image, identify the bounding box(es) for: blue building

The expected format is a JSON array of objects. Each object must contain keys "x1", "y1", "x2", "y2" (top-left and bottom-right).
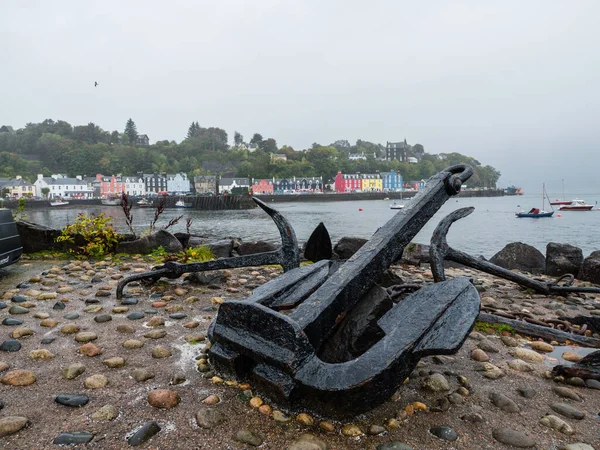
[{"x1": 380, "y1": 170, "x2": 403, "y2": 192}]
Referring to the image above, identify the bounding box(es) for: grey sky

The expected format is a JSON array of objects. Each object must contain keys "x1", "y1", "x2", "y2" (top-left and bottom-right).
[{"x1": 2, "y1": 1, "x2": 599, "y2": 193}]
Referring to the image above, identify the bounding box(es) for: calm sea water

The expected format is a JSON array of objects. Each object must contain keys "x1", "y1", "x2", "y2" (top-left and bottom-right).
[{"x1": 25, "y1": 192, "x2": 600, "y2": 259}]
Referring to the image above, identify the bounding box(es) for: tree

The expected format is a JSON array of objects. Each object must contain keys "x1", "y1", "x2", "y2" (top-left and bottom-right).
[
  {"x1": 187, "y1": 122, "x2": 200, "y2": 139},
  {"x1": 260, "y1": 138, "x2": 278, "y2": 153},
  {"x1": 250, "y1": 133, "x2": 263, "y2": 145},
  {"x1": 234, "y1": 131, "x2": 243, "y2": 146},
  {"x1": 41, "y1": 187, "x2": 50, "y2": 198},
  {"x1": 124, "y1": 118, "x2": 138, "y2": 145}
]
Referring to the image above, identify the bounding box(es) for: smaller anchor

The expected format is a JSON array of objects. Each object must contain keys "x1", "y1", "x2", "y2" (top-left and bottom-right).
[{"x1": 116, "y1": 197, "x2": 300, "y2": 299}]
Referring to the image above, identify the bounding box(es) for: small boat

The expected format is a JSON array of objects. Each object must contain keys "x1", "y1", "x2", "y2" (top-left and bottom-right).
[
  {"x1": 136, "y1": 198, "x2": 154, "y2": 208},
  {"x1": 390, "y1": 202, "x2": 405, "y2": 210},
  {"x1": 101, "y1": 196, "x2": 122, "y2": 206},
  {"x1": 516, "y1": 183, "x2": 554, "y2": 218},
  {"x1": 516, "y1": 208, "x2": 554, "y2": 218},
  {"x1": 559, "y1": 199, "x2": 594, "y2": 211},
  {"x1": 550, "y1": 179, "x2": 572, "y2": 206},
  {"x1": 50, "y1": 199, "x2": 69, "y2": 206},
  {"x1": 175, "y1": 199, "x2": 192, "y2": 208},
  {"x1": 0, "y1": 209, "x2": 22, "y2": 269}
]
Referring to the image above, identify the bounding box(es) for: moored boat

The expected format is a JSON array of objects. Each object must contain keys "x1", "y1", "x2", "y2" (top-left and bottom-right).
[
  {"x1": 559, "y1": 199, "x2": 593, "y2": 211},
  {"x1": 175, "y1": 199, "x2": 192, "y2": 208},
  {"x1": 50, "y1": 199, "x2": 69, "y2": 206},
  {"x1": 101, "y1": 196, "x2": 122, "y2": 206},
  {"x1": 515, "y1": 208, "x2": 554, "y2": 218},
  {"x1": 136, "y1": 198, "x2": 154, "y2": 208},
  {"x1": 390, "y1": 202, "x2": 404, "y2": 210}
]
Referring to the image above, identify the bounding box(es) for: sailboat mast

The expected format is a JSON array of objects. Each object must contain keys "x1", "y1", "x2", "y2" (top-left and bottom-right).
[{"x1": 543, "y1": 183, "x2": 545, "y2": 210}]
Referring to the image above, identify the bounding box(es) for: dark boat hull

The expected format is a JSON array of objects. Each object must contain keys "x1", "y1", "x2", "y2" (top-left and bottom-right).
[
  {"x1": 516, "y1": 212, "x2": 554, "y2": 218},
  {"x1": 0, "y1": 210, "x2": 22, "y2": 269}
]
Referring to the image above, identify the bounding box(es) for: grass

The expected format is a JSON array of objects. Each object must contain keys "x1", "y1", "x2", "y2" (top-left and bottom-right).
[{"x1": 473, "y1": 321, "x2": 514, "y2": 335}]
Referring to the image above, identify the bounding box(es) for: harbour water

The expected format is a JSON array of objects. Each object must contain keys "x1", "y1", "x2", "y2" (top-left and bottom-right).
[{"x1": 24, "y1": 192, "x2": 600, "y2": 259}]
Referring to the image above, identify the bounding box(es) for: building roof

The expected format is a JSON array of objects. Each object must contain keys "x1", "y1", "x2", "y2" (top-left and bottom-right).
[{"x1": 219, "y1": 177, "x2": 249, "y2": 185}]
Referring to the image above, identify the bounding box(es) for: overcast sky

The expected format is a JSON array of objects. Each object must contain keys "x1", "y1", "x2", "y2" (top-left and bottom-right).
[{"x1": 2, "y1": 1, "x2": 599, "y2": 193}]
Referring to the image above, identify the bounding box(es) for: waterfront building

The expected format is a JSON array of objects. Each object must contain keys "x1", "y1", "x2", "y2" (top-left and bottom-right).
[
  {"x1": 167, "y1": 173, "x2": 191, "y2": 194},
  {"x1": 35, "y1": 174, "x2": 94, "y2": 199},
  {"x1": 122, "y1": 176, "x2": 146, "y2": 196},
  {"x1": 218, "y1": 177, "x2": 250, "y2": 194},
  {"x1": 295, "y1": 176, "x2": 323, "y2": 192},
  {"x1": 193, "y1": 175, "x2": 217, "y2": 195},
  {"x1": 251, "y1": 179, "x2": 274, "y2": 195},
  {"x1": 4, "y1": 176, "x2": 35, "y2": 198},
  {"x1": 138, "y1": 173, "x2": 168, "y2": 195},
  {"x1": 96, "y1": 174, "x2": 125, "y2": 198},
  {"x1": 361, "y1": 173, "x2": 383, "y2": 192},
  {"x1": 385, "y1": 140, "x2": 409, "y2": 162},
  {"x1": 380, "y1": 170, "x2": 403, "y2": 192},
  {"x1": 334, "y1": 172, "x2": 361, "y2": 192}
]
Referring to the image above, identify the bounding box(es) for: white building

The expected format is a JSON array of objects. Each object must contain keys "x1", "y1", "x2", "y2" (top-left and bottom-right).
[
  {"x1": 34, "y1": 174, "x2": 94, "y2": 199},
  {"x1": 218, "y1": 177, "x2": 250, "y2": 194},
  {"x1": 167, "y1": 173, "x2": 191, "y2": 194},
  {"x1": 122, "y1": 176, "x2": 146, "y2": 196}
]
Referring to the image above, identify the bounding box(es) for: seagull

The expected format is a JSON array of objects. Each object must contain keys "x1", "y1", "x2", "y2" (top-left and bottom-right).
[{"x1": 94, "y1": 81, "x2": 98, "y2": 87}]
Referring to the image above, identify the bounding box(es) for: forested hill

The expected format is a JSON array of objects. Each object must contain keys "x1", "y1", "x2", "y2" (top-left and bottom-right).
[{"x1": 0, "y1": 119, "x2": 500, "y2": 188}]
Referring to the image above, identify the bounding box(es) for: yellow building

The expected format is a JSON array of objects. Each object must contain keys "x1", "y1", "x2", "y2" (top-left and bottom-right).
[
  {"x1": 2, "y1": 176, "x2": 34, "y2": 198},
  {"x1": 361, "y1": 174, "x2": 382, "y2": 192}
]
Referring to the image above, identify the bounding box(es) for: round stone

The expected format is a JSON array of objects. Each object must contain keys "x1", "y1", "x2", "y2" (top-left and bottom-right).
[
  {"x1": 430, "y1": 426, "x2": 458, "y2": 441},
  {"x1": 127, "y1": 312, "x2": 145, "y2": 320},
  {"x1": 94, "y1": 314, "x2": 112, "y2": 323},
  {"x1": 40, "y1": 319, "x2": 58, "y2": 328},
  {"x1": 550, "y1": 403, "x2": 585, "y2": 420},
  {"x1": 530, "y1": 341, "x2": 554, "y2": 352},
  {"x1": 296, "y1": 413, "x2": 314, "y2": 426},
  {"x1": 53, "y1": 432, "x2": 94, "y2": 445},
  {"x1": 422, "y1": 373, "x2": 450, "y2": 392},
  {"x1": 127, "y1": 421, "x2": 161, "y2": 446},
  {"x1": 2, "y1": 318, "x2": 23, "y2": 326},
  {"x1": 195, "y1": 408, "x2": 226, "y2": 428},
  {"x1": 146, "y1": 317, "x2": 165, "y2": 327},
  {"x1": 29, "y1": 349, "x2": 55, "y2": 360},
  {"x1": 103, "y1": 357, "x2": 126, "y2": 368},
  {"x1": 341, "y1": 424, "x2": 362, "y2": 437},
  {"x1": 471, "y1": 348, "x2": 489, "y2": 362},
  {"x1": 202, "y1": 394, "x2": 220, "y2": 405},
  {"x1": 9, "y1": 305, "x2": 29, "y2": 315},
  {"x1": 11, "y1": 295, "x2": 27, "y2": 303},
  {"x1": 62, "y1": 363, "x2": 86, "y2": 380},
  {"x1": 11, "y1": 328, "x2": 33, "y2": 339},
  {"x1": 0, "y1": 340, "x2": 21, "y2": 352},
  {"x1": 79, "y1": 343, "x2": 102, "y2": 357},
  {"x1": 53, "y1": 301, "x2": 66, "y2": 310},
  {"x1": 117, "y1": 324, "x2": 135, "y2": 334},
  {"x1": 234, "y1": 429, "x2": 263, "y2": 446},
  {"x1": 55, "y1": 394, "x2": 89, "y2": 407},
  {"x1": 123, "y1": 339, "x2": 144, "y2": 349},
  {"x1": 169, "y1": 313, "x2": 187, "y2": 320},
  {"x1": 91, "y1": 404, "x2": 119, "y2": 421},
  {"x1": 41, "y1": 337, "x2": 55, "y2": 345},
  {"x1": 75, "y1": 332, "x2": 98, "y2": 343},
  {"x1": 492, "y1": 427, "x2": 536, "y2": 448},
  {"x1": 0, "y1": 416, "x2": 29, "y2": 437},
  {"x1": 1, "y1": 370, "x2": 36, "y2": 386},
  {"x1": 61, "y1": 324, "x2": 81, "y2": 335},
  {"x1": 151, "y1": 346, "x2": 171, "y2": 358},
  {"x1": 147, "y1": 389, "x2": 180, "y2": 409},
  {"x1": 131, "y1": 369, "x2": 155, "y2": 382},
  {"x1": 144, "y1": 329, "x2": 166, "y2": 339},
  {"x1": 84, "y1": 374, "x2": 108, "y2": 389},
  {"x1": 64, "y1": 312, "x2": 79, "y2": 320}
]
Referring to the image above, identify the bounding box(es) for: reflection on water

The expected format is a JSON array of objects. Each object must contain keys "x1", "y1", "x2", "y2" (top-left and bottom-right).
[
  {"x1": 542, "y1": 345, "x2": 597, "y2": 368},
  {"x1": 24, "y1": 193, "x2": 600, "y2": 259}
]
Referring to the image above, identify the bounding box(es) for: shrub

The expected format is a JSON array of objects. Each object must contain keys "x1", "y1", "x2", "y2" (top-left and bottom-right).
[
  {"x1": 55, "y1": 213, "x2": 119, "y2": 258},
  {"x1": 178, "y1": 246, "x2": 214, "y2": 263}
]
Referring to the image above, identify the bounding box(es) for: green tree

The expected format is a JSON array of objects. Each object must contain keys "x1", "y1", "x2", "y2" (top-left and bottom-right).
[
  {"x1": 260, "y1": 138, "x2": 278, "y2": 153},
  {"x1": 124, "y1": 118, "x2": 138, "y2": 145},
  {"x1": 250, "y1": 133, "x2": 263, "y2": 145},
  {"x1": 187, "y1": 122, "x2": 199, "y2": 139},
  {"x1": 234, "y1": 131, "x2": 243, "y2": 146},
  {"x1": 41, "y1": 187, "x2": 50, "y2": 198}
]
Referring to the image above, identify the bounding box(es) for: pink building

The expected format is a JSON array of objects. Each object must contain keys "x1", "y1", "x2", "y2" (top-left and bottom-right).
[
  {"x1": 251, "y1": 179, "x2": 274, "y2": 195},
  {"x1": 334, "y1": 171, "x2": 361, "y2": 192},
  {"x1": 97, "y1": 174, "x2": 125, "y2": 198}
]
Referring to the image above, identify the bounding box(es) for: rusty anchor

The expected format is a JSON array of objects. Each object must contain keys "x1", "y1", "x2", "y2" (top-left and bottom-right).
[
  {"x1": 208, "y1": 165, "x2": 481, "y2": 416},
  {"x1": 429, "y1": 206, "x2": 600, "y2": 296},
  {"x1": 116, "y1": 197, "x2": 300, "y2": 300}
]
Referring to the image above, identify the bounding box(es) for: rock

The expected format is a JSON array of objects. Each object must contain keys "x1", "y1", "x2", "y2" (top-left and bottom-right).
[
  {"x1": 152, "y1": 346, "x2": 171, "y2": 358},
  {"x1": 79, "y1": 343, "x2": 102, "y2": 357},
  {"x1": 123, "y1": 339, "x2": 144, "y2": 349},
  {"x1": 84, "y1": 374, "x2": 108, "y2": 389},
  {"x1": 471, "y1": 348, "x2": 489, "y2": 361},
  {"x1": 550, "y1": 403, "x2": 585, "y2": 420},
  {"x1": 91, "y1": 405, "x2": 119, "y2": 421},
  {"x1": 237, "y1": 240, "x2": 277, "y2": 256},
  {"x1": 103, "y1": 357, "x2": 126, "y2": 368},
  {"x1": 341, "y1": 424, "x2": 362, "y2": 437},
  {"x1": 478, "y1": 362, "x2": 505, "y2": 379},
  {"x1": 333, "y1": 237, "x2": 367, "y2": 259},
  {"x1": 288, "y1": 433, "x2": 329, "y2": 450},
  {"x1": 127, "y1": 312, "x2": 145, "y2": 320},
  {"x1": 144, "y1": 329, "x2": 166, "y2": 339},
  {"x1": 296, "y1": 413, "x2": 314, "y2": 426},
  {"x1": 492, "y1": 427, "x2": 536, "y2": 448},
  {"x1": 62, "y1": 363, "x2": 86, "y2": 380},
  {"x1": 131, "y1": 369, "x2": 155, "y2": 382},
  {"x1": 560, "y1": 444, "x2": 596, "y2": 450},
  {"x1": 8, "y1": 305, "x2": 29, "y2": 315},
  {"x1": 74, "y1": 332, "x2": 98, "y2": 343},
  {"x1": 376, "y1": 444, "x2": 414, "y2": 450},
  {"x1": 0, "y1": 416, "x2": 29, "y2": 437},
  {"x1": 368, "y1": 425, "x2": 386, "y2": 435},
  {"x1": 117, "y1": 230, "x2": 183, "y2": 254},
  {"x1": 40, "y1": 318, "x2": 58, "y2": 328},
  {"x1": 127, "y1": 421, "x2": 161, "y2": 446},
  {"x1": 94, "y1": 314, "x2": 112, "y2": 323},
  {"x1": 148, "y1": 389, "x2": 180, "y2": 409},
  {"x1": 117, "y1": 324, "x2": 135, "y2": 334},
  {"x1": 530, "y1": 341, "x2": 554, "y2": 352},
  {"x1": 508, "y1": 359, "x2": 535, "y2": 372},
  {"x1": 422, "y1": 373, "x2": 450, "y2": 392},
  {"x1": 553, "y1": 386, "x2": 583, "y2": 401},
  {"x1": 146, "y1": 317, "x2": 164, "y2": 327},
  {"x1": 545, "y1": 243, "x2": 583, "y2": 277},
  {"x1": 64, "y1": 312, "x2": 79, "y2": 320},
  {"x1": 11, "y1": 328, "x2": 33, "y2": 339},
  {"x1": 510, "y1": 347, "x2": 544, "y2": 362},
  {"x1": 53, "y1": 432, "x2": 94, "y2": 445},
  {"x1": 61, "y1": 324, "x2": 80, "y2": 335},
  {"x1": 0, "y1": 340, "x2": 21, "y2": 352},
  {"x1": 202, "y1": 394, "x2": 220, "y2": 405},
  {"x1": 489, "y1": 242, "x2": 546, "y2": 274},
  {"x1": 2, "y1": 318, "x2": 23, "y2": 326},
  {"x1": 195, "y1": 408, "x2": 226, "y2": 428},
  {"x1": 55, "y1": 394, "x2": 89, "y2": 407},
  {"x1": 429, "y1": 426, "x2": 458, "y2": 441},
  {"x1": 234, "y1": 429, "x2": 263, "y2": 446},
  {"x1": 585, "y1": 379, "x2": 600, "y2": 389},
  {"x1": 1, "y1": 369, "x2": 36, "y2": 386},
  {"x1": 539, "y1": 414, "x2": 574, "y2": 435},
  {"x1": 489, "y1": 392, "x2": 520, "y2": 413},
  {"x1": 41, "y1": 337, "x2": 55, "y2": 345},
  {"x1": 518, "y1": 388, "x2": 537, "y2": 399},
  {"x1": 562, "y1": 352, "x2": 583, "y2": 362},
  {"x1": 460, "y1": 412, "x2": 485, "y2": 423},
  {"x1": 29, "y1": 349, "x2": 54, "y2": 360},
  {"x1": 578, "y1": 250, "x2": 600, "y2": 284}
]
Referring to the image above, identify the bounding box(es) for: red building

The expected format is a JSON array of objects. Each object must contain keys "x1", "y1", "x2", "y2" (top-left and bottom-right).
[
  {"x1": 334, "y1": 172, "x2": 361, "y2": 192},
  {"x1": 251, "y1": 179, "x2": 274, "y2": 195},
  {"x1": 97, "y1": 174, "x2": 125, "y2": 198}
]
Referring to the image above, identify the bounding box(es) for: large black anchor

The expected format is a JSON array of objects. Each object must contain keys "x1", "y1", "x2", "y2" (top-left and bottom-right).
[
  {"x1": 116, "y1": 197, "x2": 300, "y2": 300},
  {"x1": 208, "y1": 165, "x2": 481, "y2": 416}
]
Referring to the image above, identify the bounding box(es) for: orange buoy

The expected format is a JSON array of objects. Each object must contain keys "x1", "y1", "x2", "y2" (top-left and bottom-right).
[
  {"x1": 359, "y1": 208, "x2": 363, "y2": 211},
  {"x1": 557, "y1": 213, "x2": 562, "y2": 217}
]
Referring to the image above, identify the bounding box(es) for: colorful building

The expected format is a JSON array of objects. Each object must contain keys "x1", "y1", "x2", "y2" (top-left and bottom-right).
[
  {"x1": 251, "y1": 179, "x2": 274, "y2": 195},
  {"x1": 380, "y1": 170, "x2": 403, "y2": 192},
  {"x1": 334, "y1": 172, "x2": 361, "y2": 192},
  {"x1": 361, "y1": 173, "x2": 382, "y2": 192}
]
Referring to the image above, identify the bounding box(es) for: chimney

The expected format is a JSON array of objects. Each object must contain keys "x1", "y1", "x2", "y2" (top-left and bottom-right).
[
  {"x1": 37, "y1": 174, "x2": 43, "y2": 180},
  {"x1": 76, "y1": 175, "x2": 82, "y2": 181}
]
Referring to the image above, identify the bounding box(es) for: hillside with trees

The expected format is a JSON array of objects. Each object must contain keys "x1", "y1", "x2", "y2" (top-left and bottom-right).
[{"x1": 0, "y1": 120, "x2": 501, "y2": 188}]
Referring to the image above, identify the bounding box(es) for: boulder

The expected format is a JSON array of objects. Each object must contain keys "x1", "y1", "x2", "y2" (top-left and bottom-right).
[
  {"x1": 237, "y1": 241, "x2": 276, "y2": 255},
  {"x1": 16, "y1": 221, "x2": 65, "y2": 253},
  {"x1": 489, "y1": 242, "x2": 545, "y2": 274},
  {"x1": 206, "y1": 240, "x2": 234, "y2": 258},
  {"x1": 545, "y1": 243, "x2": 583, "y2": 277},
  {"x1": 400, "y1": 243, "x2": 430, "y2": 266},
  {"x1": 333, "y1": 237, "x2": 368, "y2": 259},
  {"x1": 116, "y1": 230, "x2": 183, "y2": 254},
  {"x1": 579, "y1": 250, "x2": 600, "y2": 284}
]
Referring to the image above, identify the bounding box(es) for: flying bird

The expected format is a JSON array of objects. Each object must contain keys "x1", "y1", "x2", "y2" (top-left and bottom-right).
[{"x1": 94, "y1": 81, "x2": 98, "y2": 87}]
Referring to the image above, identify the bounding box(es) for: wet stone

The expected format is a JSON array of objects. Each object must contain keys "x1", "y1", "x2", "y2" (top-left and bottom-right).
[
  {"x1": 553, "y1": 386, "x2": 583, "y2": 402},
  {"x1": 55, "y1": 394, "x2": 89, "y2": 407},
  {"x1": 85, "y1": 299, "x2": 100, "y2": 304},
  {"x1": 131, "y1": 369, "x2": 155, "y2": 382},
  {"x1": 94, "y1": 314, "x2": 112, "y2": 323},
  {"x1": 41, "y1": 337, "x2": 55, "y2": 345},
  {"x1": 121, "y1": 298, "x2": 138, "y2": 305},
  {"x1": 64, "y1": 312, "x2": 79, "y2": 320},
  {"x1": 91, "y1": 405, "x2": 118, "y2": 421},
  {"x1": 127, "y1": 312, "x2": 145, "y2": 320},
  {"x1": 144, "y1": 309, "x2": 158, "y2": 315},
  {"x1": 127, "y1": 421, "x2": 161, "y2": 446},
  {"x1": 490, "y1": 392, "x2": 520, "y2": 413},
  {"x1": 0, "y1": 302, "x2": 6, "y2": 309},
  {"x1": 0, "y1": 416, "x2": 29, "y2": 437},
  {"x1": 234, "y1": 429, "x2": 263, "y2": 447},
  {"x1": 376, "y1": 444, "x2": 414, "y2": 450},
  {"x1": 0, "y1": 340, "x2": 21, "y2": 352},
  {"x1": 11, "y1": 295, "x2": 27, "y2": 303},
  {"x1": 2, "y1": 318, "x2": 23, "y2": 326},
  {"x1": 53, "y1": 301, "x2": 66, "y2": 310},
  {"x1": 550, "y1": 403, "x2": 585, "y2": 420},
  {"x1": 62, "y1": 363, "x2": 86, "y2": 380},
  {"x1": 53, "y1": 432, "x2": 94, "y2": 445},
  {"x1": 430, "y1": 426, "x2": 458, "y2": 441},
  {"x1": 169, "y1": 313, "x2": 187, "y2": 320},
  {"x1": 492, "y1": 427, "x2": 536, "y2": 448}
]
